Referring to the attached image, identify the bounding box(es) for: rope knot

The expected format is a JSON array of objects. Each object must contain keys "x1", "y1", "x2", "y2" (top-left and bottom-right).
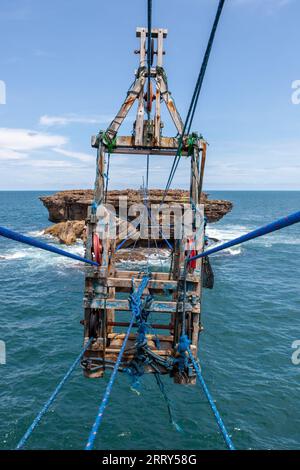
[{"x1": 175, "y1": 335, "x2": 191, "y2": 373}]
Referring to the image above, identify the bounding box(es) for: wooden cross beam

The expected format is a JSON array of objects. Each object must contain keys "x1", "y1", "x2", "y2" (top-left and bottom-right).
[{"x1": 103, "y1": 27, "x2": 185, "y2": 147}]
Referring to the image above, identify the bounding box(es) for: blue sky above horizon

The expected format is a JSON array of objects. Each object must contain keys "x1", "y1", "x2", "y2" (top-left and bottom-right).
[{"x1": 0, "y1": 0, "x2": 299, "y2": 191}]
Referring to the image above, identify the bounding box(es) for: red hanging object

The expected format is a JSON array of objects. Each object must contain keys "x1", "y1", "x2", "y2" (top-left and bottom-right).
[
  {"x1": 92, "y1": 233, "x2": 103, "y2": 265},
  {"x1": 187, "y1": 238, "x2": 197, "y2": 269}
]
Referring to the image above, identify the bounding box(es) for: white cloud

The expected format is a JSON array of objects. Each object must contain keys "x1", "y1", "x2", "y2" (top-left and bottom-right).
[
  {"x1": 203, "y1": 139, "x2": 300, "y2": 189},
  {"x1": 0, "y1": 149, "x2": 26, "y2": 160},
  {"x1": 0, "y1": 128, "x2": 67, "y2": 153},
  {"x1": 39, "y1": 114, "x2": 114, "y2": 127},
  {"x1": 0, "y1": 126, "x2": 96, "y2": 175},
  {"x1": 0, "y1": 127, "x2": 96, "y2": 182},
  {"x1": 53, "y1": 147, "x2": 95, "y2": 163},
  {"x1": 24, "y1": 159, "x2": 74, "y2": 169},
  {"x1": 0, "y1": 127, "x2": 73, "y2": 175}
]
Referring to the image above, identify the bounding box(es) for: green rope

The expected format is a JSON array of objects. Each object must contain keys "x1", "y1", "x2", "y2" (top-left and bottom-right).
[
  {"x1": 187, "y1": 133, "x2": 199, "y2": 156},
  {"x1": 102, "y1": 132, "x2": 117, "y2": 153}
]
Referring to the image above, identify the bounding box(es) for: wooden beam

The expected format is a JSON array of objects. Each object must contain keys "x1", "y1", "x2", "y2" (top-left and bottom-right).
[
  {"x1": 156, "y1": 72, "x2": 184, "y2": 135},
  {"x1": 190, "y1": 144, "x2": 200, "y2": 207},
  {"x1": 111, "y1": 135, "x2": 182, "y2": 149},
  {"x1": 157, "y1": 29, "x2": 164, "y2": 67},
  {"x1": 107, "y1": 333, "x2": 173, "y2": 341},
  {"x1": 94, "y1": 143, "x2": 105, "y2": 205},
  {"x1": 92, "y1": 135, "x2": 191, "y2": 156},
  {"x1": 105, "y1": 348, "x2": 172, "y2": 357},
  {"x1": 107, "y1": 277, "x2": 178, "y2": 290},
  {"x1": 136, "y1": 27, "x2": 168, "y2": 38},
  {"x1": 109, "y1": 147, "x2": 185, "y2": 156},
  {"x1": 135, "y1": 89, "x2": 145, "y2": 146},
  {"x1": 139, "y1": 28, "x2": 146, "y2": 66},
  {"x1": 199, "y1": 141, "x2": 207, "y2": 200},
  {"x1": 107, "y1": 321, "x2": 173, "y2": 330},
  {"x1": 105, "y1": 72, "x2": 146, "y2": 141},
  {"x1": 154, "y1": 83, "x2": 161, "y2": 145},
  {"x1": 88, "y1": 298, "x2": 199, "y2": 313},
  {"x1": 115, "y1": 270, "x2": 199, "y2": 282}
]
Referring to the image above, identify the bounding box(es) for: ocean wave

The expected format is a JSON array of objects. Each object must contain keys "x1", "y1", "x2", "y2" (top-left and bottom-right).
[
  {"x1": 206, "y1": 223, "x2": 300, "y2": 251},
  {"x1": 4, "y1": 223, "x2": 297, "y2": 269},
  {"x1": 206, "y1": 224, "x2": 246, "y2": 256},
  {"x1": 26, "y1": 230, "x2": 45, "y2": 237},
  {"x1": 225, "y1": 246, "x2": 242, "y2": 256},
  {"x1": 1, "y1": 251, "x2": 27, "y2": 261},
  {"x1": 206, "y1": 225, "x2": 249, "y2": 242},
  {"x1": 147, "y1": 249, "x2": 171, "y2": 261},
  {"x1": 267, "y1": 236, "x2": 300, "y2": 246},
  {"x1": 1, "y1": 240, "x2": 172, "y2": 269},
  {"x1": 118, "y1": 258, "x2": 170, "y2": 268},
  {"x1": 0, "y1": 240, "x2": 85, "y2": 268}
]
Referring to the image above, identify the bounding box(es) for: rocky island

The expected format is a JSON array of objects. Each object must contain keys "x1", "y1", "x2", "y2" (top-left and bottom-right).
[{"x1": 40, "y1": 189, "x2": 233, "y2": 245}]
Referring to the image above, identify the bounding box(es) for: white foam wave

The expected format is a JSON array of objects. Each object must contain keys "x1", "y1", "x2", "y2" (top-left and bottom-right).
[
  {"x1": 1, "y1": 240, "x2": 85, "y2": 268},
  {"x1": 226, "y1": 246, "x2": 242, "y2": 256},
  {"x1": 26, "y1": 230, "x2": 45, "y2": 237},
  {"x1": 1, "y1": 251, "x2": 27, "y2": 261},
  {"x1": 206, "y1": 224, "x2": 246, "y2": 257},
  {"x1": 117, "y1": 248, "x2": 171, "y2": 268},
  {"x1": 147, "y1": 249, "x2": 170, "y2": 261},
  {"x1": 206, "y1": 225, "x2": 249, "y2": 242},
  {"x1": 206, "y1": 222, "x2": 300, "y2": 251}
]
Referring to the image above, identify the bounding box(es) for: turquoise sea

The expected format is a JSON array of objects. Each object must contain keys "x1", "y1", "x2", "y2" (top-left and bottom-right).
[{"x1": 0, "y1": 190, "x2": 299, "y2": 450}]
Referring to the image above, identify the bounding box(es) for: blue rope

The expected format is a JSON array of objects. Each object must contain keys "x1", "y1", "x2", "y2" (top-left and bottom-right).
[
  {"x1": 159, "y1": 0, "x2": 226, "y2": 206},
  {"x1": 123, "y1": 288, "x2": 153, "y2": 391},
  {"x1": 85, "y1": 275, "x2": 150, "y2": 450},
  {"x1": 115, "y1": 219, "x2": 141, "y2": 252},
  {"x1": 188, "y1": 210, "x2": 300, "y2": 262},
  {"x1": 16, "y1": 338, "x2": 93, "y2": 450},
  {"x1": 154, "y1": 373, "x2": 182, "y2": 432},
  {"x1": 187, "y1": 348, "x2": 235, "y2": 451},
  {"x1": 116, "y1": 193, "x2": 173, "y2": 253},
  {"x1": 0, "y1": 226, "x2": 98, "y2": 267},
  {"x1": 175, "y1": 334, "x2": 190, "y2": 372},
  {"x1": 145, "y1": 0, "x2": 152, "y2": 190}
]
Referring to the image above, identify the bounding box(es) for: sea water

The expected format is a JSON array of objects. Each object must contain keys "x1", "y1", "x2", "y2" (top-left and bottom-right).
[{"x1": 0, "y1": 190, "x2": 299, "y2": 450}]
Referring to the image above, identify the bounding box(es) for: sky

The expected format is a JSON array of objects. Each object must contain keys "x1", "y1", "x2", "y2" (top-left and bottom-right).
[{"x1": 0, "y1": 0, "x2": 300, "y2": 191}]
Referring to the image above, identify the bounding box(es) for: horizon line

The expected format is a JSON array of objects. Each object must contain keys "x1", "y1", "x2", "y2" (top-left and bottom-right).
[{"x1": 0, "y1": 188, "x2": 300, "y2": 192}]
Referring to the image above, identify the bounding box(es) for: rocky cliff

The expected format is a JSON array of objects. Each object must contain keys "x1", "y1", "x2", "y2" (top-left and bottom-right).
[{"x1": 40, "y1": 189, "x2": 233, "y2": 245}]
